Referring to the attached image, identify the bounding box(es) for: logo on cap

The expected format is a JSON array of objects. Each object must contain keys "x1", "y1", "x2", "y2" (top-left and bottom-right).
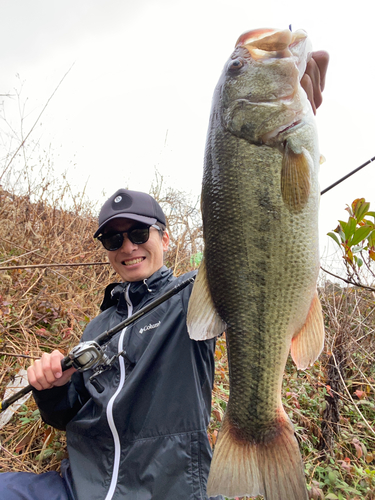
[{"x1": 114, "y1": 196, "x2": 122, "y2": 203}]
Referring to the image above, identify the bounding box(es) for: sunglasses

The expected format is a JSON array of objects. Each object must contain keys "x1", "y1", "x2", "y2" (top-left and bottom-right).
[{"x1": 97, "y1": 224, "x2": 161, "y2": 251}]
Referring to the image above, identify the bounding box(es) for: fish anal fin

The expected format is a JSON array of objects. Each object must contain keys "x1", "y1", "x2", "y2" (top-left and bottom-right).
[
  {"x1": 207, "y1": 411, "x2": 309, "y2": 499},
  {"x1": 187, "y1": 258, "x2": 226, "y2": 341},
  {"x1": 291, "y1": 291, "x2": 325, "y2": 370},
  {"x1": 281, "y1": 142, "x2": 311, "y2": 211}
]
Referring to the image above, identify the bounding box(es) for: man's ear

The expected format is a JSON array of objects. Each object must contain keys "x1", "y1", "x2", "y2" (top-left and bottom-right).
[{"x1": 162, "y1": 230, "x2": 169, "y2": 251}]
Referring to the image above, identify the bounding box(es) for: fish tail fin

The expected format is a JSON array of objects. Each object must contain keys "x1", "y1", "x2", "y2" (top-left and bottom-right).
[{"x1": 207, "y1": 411, "x2": 309, "y2": 500}]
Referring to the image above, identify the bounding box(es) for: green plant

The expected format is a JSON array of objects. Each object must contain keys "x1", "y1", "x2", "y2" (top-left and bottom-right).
[{"x1": 328, "y1": 198, "x2": 375, "y2": 280}]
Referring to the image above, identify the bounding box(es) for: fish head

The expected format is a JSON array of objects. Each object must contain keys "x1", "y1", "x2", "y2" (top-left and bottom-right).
[
  {"x1": 235, "y1": 28, "x2": 312, "y2": 80},
  {"x1": 213, "y1": 28, "x2": 313, "y2": 145}
]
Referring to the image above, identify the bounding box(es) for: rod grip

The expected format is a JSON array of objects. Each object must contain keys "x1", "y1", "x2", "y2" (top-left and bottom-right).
[{"x1": 0, "y1": 355, "x2": 72, "y2": 412}]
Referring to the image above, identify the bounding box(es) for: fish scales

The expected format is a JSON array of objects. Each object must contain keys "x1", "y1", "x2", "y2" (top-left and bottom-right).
[
  {"x1": 187, "y1": 27, "x2": 325, "y2": 500},
  {"x1": 204, "y1": 144, "x2": 317, "y2": 430}
]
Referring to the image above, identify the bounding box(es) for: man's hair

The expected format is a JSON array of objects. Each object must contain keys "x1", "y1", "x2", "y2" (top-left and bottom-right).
[{"x1": 155, "y1": 221, "x2": 167, "y2": 238}]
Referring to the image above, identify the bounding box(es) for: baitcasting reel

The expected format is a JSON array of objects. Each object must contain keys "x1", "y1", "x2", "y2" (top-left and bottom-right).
[{"x1": 66, "y1": 341, "x2": 127, "y2": 393}]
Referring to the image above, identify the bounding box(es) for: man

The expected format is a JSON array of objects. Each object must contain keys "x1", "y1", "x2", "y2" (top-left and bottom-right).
[
  {"x1": 28, "y1": 188, "x2": 222, "y2": 500},
  {"x1": 0, "y1": 51, "x2": 329, "y2": 500}
]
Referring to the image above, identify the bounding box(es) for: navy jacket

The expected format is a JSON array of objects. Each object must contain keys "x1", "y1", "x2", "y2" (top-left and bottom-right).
[{"x1": 34, "y1": 267, "x2": 222, "y2": 500}]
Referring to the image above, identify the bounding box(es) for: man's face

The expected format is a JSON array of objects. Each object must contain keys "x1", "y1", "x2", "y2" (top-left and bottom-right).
[{"x1": 103, "y1": 219, "x2": 169, "y2": 282}]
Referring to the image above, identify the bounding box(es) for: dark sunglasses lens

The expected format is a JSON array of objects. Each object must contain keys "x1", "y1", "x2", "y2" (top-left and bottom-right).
[
  {"x1": 128, "y1": 227, "x2": 150, "y2": 244},
  {"x1": 100, "y1": 233, "x2": 124, "y2": 251},
  {"x1": 99, "y1": 227, "x2": 151, "y2": 250}
]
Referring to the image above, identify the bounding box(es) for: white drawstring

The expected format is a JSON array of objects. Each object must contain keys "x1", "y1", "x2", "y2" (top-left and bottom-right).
[{"x1": 143, "y1": 279, "x2": 153, "y2": 293}]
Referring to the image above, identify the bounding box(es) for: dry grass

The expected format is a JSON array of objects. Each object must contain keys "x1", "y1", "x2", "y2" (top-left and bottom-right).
[{"x1": 0, "y1": 186, "x2": 114, "y2": 472}]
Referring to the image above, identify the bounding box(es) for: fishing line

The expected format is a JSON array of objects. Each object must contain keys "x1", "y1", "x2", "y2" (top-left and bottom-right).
[{"x1": 321, "y1": 156, "x2": 375, "y2": 195}]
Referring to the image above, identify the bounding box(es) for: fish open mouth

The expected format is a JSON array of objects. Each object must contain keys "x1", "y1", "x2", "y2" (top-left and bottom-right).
[
  {"x1": 278, "y1": 119, "x2": 302, "y2": 135},
  {"x1": 261, "y1": 119, "x2": 302, "y2": 143}
]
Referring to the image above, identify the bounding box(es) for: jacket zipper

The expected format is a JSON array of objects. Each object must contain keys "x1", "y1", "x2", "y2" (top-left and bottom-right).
[{"x1": 104, "y1": 285, "x2": 133, "y2": 500}]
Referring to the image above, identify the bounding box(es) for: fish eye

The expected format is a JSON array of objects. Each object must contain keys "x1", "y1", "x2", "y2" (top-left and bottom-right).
[{"x1": 228, "y1": 58, "x2": 244, "y2": 71}]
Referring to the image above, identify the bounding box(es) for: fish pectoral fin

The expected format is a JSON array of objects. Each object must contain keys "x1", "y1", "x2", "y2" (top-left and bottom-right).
[
  {"x1": 207, "y1": 411, "x2": 309, "y2": 499},
  {"x1": 281, "y1": 142, "x2": 312, "y2": 211},
  {"x1": 187, "y1": 258, "x2": 226, "y2": 340},
  {"x1": 291, "y1": 291, "x2": 325, "y2": 369}
]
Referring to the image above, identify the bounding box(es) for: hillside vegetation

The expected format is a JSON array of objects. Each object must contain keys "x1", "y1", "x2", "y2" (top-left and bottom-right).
[{"x1": 0, "y1": 180, "x2": 374, "y2": 499}]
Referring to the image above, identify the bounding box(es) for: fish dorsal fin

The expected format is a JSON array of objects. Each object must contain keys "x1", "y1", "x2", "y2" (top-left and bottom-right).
[
  {"x1": 281, "y1": 142, "x2": 312, "y2": 211},
  {"x1": 187, "y1": 258, "x2": 226, "y2": 340},
  {"x1": 291, "y1": 291, "x2": 325, "y2": 370}
]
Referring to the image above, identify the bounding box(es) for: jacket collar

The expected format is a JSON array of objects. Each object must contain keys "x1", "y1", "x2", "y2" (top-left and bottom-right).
[{"x1": 100, "y1": 266, "x2": 174, "y2": 312}]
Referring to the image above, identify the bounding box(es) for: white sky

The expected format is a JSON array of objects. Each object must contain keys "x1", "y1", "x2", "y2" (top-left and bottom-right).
[{"x1": 1, "y1": 0, "x2": 375, "y2": 269}]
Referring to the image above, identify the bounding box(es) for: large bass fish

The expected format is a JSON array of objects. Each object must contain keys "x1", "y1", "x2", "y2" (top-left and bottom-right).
[{"x1": 187, "y1": 28, "x2": 325, "y2": 500}]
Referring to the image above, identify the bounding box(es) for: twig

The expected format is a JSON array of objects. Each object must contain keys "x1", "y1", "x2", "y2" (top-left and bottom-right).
[
  {"x1": 25, "y1": 312, "x2": 50, "y2": 329},
  {"x1": 320, "y1": 266, "x2": 375, "y2": 292},
  {"x1": 0, "y1": 249, "x2": 40, "y2": 265},
  {"x1": 20, "y1": 271, "x2": 45, "y2": 299},
  {"x1": 0, "y1": 352, "x2": 39, "y2": 359},
  {"x1": 0, "y1": 444, "x2": 35, "y2": 472},
  {"x1": 350, "y1": 358, "x2": 375, "y2": 395},
  {"x1": 331, "y1": 351, "x2": 375, "y2": 438},
  {"x1": 0, "y1": 261, "x2": 109, "y2": 271},
  {"x1": 0, "y1": 64, "x2": 75, "y2": 182},
  {"x1": 0, "y1": 237, "x2": 112, "y2": 285}
]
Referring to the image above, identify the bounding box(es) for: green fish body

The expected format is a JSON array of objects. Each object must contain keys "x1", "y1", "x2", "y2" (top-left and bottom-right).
[{"x1": 187, "y1": 28, "x2": 325, "y2": 500}]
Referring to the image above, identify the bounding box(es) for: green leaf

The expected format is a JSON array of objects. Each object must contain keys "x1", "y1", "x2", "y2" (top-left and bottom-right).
[
  {"x1": 367, "y1": 230, "x2": 375, "y2": 247},
  {"x1": 354, "y1": 256, "x2": 363, "y2": 267},
  {"x1": 338, "y1": 220, "x2": 347, "y2": 235},
  {"x1": 35, "y1": 448, "x2": 54, "y2": 461},
  {"x1": 325, "y1": 494, "x2": 339, "y2": 499},
  {"x1": 350, "y1": 225, "x2": 372, "y2": 246},
  {"x1": 339, "y1": 218, "x2": 357, "y2": 242},
  {"x1": 346, "y1": 486, "x2": 363, "y2": 494},
  {"x1": 353, "y1": 199, "x2": 370, "y2": 222},
  {"x1": 190, "y1": 252, "x2": 203, "y2": 266},
  {"x1": 327, "y1": 232, "x2": 341, "y2": 247},
  {"x1": 328, "y1": 470, "x2": 338, "y2": 484},
  {"x1": 347, "y1": 217, "x2": 358, "y2": 241},
  {"x1": 351, "y1": 245, "x2": 362, "y2": 254}
]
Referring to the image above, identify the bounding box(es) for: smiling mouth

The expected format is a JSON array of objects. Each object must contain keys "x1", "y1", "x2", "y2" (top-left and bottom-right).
[{"x1": 123, "y1": 257, "x2": 145, "y2": 266}]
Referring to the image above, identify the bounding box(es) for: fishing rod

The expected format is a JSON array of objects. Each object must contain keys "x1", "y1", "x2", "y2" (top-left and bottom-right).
[
  {"x1": 0, "y1": 275, "x2": 196, "y2": 412},
  {"x1": 321, "y1": 156, "x2": 375, "y2": 195}
]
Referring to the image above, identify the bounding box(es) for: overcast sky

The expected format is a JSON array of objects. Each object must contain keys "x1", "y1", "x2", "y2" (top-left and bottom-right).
[{"x1": 1, "y1": 0, "x2": 374, "y2": 269}]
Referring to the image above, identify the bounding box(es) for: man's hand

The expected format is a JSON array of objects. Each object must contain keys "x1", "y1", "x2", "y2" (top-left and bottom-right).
[
  {"x1": 27, "y1": 350, "x2": 76, "y2": 391},
  {"x1": 301, "y1": 50, "x2": 329, "y2": 114}
]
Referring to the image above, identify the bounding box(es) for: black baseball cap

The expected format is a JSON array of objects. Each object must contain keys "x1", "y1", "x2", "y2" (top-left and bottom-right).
[{"x1": 94, "y1": 189, "x2": 166, "y2": 238}]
